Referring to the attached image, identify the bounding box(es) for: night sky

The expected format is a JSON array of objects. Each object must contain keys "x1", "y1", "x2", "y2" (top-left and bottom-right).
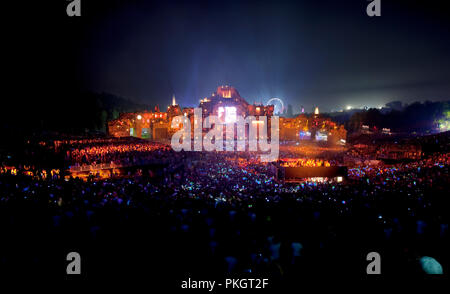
[{"x1": 6, "y1": 0, "x2": 450, "y2": 112}]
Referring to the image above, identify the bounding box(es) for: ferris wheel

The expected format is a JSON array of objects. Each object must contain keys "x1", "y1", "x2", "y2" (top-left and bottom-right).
[{"x1": 266, "y1": 98, "x2": 285, "y2": 115}]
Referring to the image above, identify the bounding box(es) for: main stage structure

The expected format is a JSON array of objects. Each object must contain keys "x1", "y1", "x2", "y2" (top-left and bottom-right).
[{"x1": 107, "y1": 85, "x2": 347, "y2": 144}]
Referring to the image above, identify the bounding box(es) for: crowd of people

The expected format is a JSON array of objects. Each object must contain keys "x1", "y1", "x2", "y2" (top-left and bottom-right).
[
  {"x1": 66, "y1": 141, "x2": 173, "y2": 167},
  {"x1": 279, "y1": 158, "x2": 332, "y2": 167},
  {"x1": 0, "y1": 136, "x2": 448, "y2": 282},
  {"x1": 0, "y1": 166, "x2": 60, "y2": 180}
]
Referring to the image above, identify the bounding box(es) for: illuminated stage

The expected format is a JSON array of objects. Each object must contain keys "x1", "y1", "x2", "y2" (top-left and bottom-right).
[{"x1": 108, "y1": 85, "x2": 347, "y2": 145}]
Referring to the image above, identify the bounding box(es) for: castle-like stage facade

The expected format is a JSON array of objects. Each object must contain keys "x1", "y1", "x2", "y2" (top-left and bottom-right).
[{"x1": 107, "y1": 85, "x2": 347, "y2": 144}]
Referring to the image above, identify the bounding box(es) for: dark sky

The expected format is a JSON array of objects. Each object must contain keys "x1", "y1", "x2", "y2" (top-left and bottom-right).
[{"x1": 6, "y1": 0, "x2": 450, "y2": 112}]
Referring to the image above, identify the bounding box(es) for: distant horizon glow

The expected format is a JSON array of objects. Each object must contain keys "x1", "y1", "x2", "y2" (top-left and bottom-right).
[{"x1": 41, "y1": 0, "x2": 450, "y2": 113}]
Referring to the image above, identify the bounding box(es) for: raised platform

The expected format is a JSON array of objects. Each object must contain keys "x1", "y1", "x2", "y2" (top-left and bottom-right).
[
  {"x1": 284, "y1": 166, "x2": 347, "y2": 179},
  {"x1": 273, "y1": 165, "x2": 348, "y2": 182}
]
